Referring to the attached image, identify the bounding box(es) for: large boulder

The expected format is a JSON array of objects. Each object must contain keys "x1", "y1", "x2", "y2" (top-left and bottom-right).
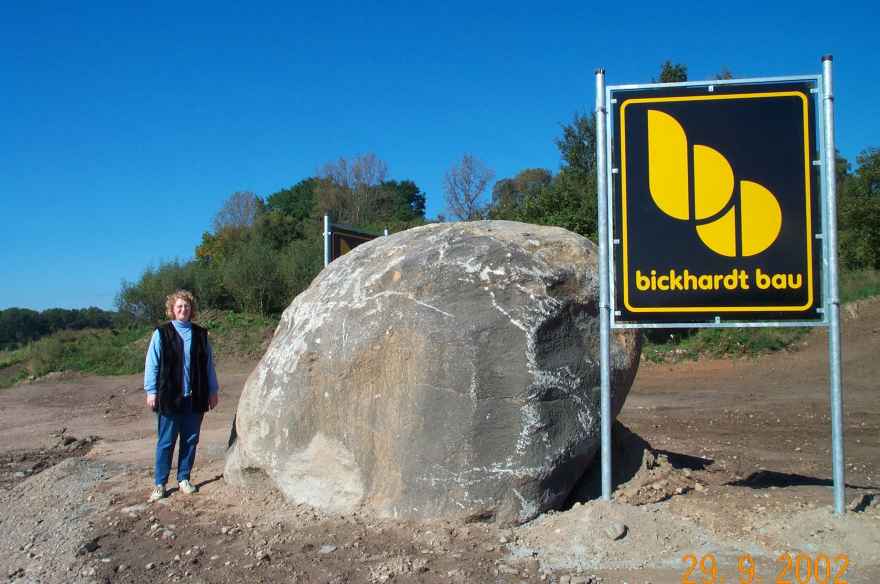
[{"x1": 226, "y1": 221, "x2": 640, "y2": 524}]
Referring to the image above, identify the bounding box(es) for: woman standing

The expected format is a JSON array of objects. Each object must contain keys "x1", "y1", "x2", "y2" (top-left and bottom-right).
[{"x1": 144, "y1": 290, "x2": 219, "y2": 502}]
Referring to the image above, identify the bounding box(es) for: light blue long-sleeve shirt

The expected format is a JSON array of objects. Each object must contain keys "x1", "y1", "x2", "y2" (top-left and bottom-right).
[{"x1": 143, "y1": 320, "x2": 219, "y2": 396}]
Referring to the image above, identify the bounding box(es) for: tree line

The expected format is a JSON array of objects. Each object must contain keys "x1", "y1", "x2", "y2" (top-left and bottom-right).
[
  {"x1": 116, "y1": 155, "x2": 429, "y2": 321},
  {"x1": 0, "y1": 307, "x2": 120, "y2": 350},
  {"x1": 115, "y1": 61, "x2": 880, "y2": 322}
]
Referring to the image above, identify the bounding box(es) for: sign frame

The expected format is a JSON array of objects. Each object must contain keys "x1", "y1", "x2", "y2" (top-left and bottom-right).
[
  {"x1": 323, "y1": 214, "x2": 387, "y2": 266},
  {"x1": 596, "y1": 59, "x2": 846, "y2": 513},
  {"x1": 605, "y1": 75, "x2": 829, "y2": 329}
]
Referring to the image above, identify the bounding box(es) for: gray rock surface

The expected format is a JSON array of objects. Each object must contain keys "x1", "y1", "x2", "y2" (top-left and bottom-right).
[{"x1": 226, "y1": 221, "x2": 640, "y2": 524}]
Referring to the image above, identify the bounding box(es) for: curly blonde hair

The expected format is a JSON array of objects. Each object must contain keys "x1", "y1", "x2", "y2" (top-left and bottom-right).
[{"x1": 165, "y1": 290, "x2": 197, "y2": 321}]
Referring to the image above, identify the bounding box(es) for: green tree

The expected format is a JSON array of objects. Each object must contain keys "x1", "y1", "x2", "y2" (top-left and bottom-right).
[
  {"x1": 265, "y1": 178, "x2": 319, "y2": 220},
  {"x1": 519, "y1": 168, "x2": 598, "y2": 238},
  {"x1": 254, "y1": 210, "x2": 306, "y2": 251},
  {"x1": 849, "y1": 148, "x2": 880, "y2": 196},
  {"x1": 221, "y1": 236, "x2": 286, "y2": 315},
  {"x1": 378, "y1": 179, "x2": 427, "y2": 222},
  {"x1": 657, "y1": 61, "x2": 688, "y2": 83},
  {"x1": 195, "y1": 226, "x2": 249, "y2": 264},
  {"x1": 556, "y1": 113, "x2": 596, "y2": 176},
  {"x1": 116, "y1": 260, "x2": 200, "y2": 322},
  {"x1": 40, "y1": 308, "x2": 74, "y2": 332},
  {"x1": 839, "y1": 148, "x2": 880, "y2": 269},
  {"x1": 190, "y1": 260, "x2": 231, "y2": 311},
  {"x1": 489, "y1": 168, "x2": 552, "y2": 220},
  {"x1": 279, "y1": 235, "x2": 325, "y2": 300},
  {"x1": 0, "y1": 308, "x2": 47, "y2": 349}
]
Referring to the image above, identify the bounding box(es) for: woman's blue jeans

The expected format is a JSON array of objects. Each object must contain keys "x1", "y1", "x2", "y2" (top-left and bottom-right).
[{"x1": 154, "y1": 396, "x2": 204, "y2": 486}]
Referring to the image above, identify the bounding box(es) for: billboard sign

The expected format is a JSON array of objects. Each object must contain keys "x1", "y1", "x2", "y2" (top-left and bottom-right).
[
  {"x1": 608, "y1": 79, "x2": 825, "y2": 325},
  {"x1": 329, "y1": 224, "x2": 380, "y2": 263}
]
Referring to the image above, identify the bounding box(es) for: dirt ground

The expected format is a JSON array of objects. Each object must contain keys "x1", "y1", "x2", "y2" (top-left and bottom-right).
[{"x1": 1, "y1": 299, "x2": 878, "y2": 584}]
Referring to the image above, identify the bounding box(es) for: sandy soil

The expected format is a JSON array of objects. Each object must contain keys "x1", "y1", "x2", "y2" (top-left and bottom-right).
[{"x1": 0, "y1": 300, "x2": 878, "y2": 584}]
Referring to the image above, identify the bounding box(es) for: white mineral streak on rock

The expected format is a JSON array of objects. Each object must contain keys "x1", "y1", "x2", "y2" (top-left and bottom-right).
[
  {"x1": 469, "y1": 368, "x2": 478, "y2": 404},
  {"x1": 487, "y1": 290, "x2": 527, "y2": 332},
  {"x1": 516, "y1": 305, "x2": 548, "y2": 454},
  {"x1": 418, "y1": 460, "x2": 546, "y2": 489},
  {"x1": 516, "y1": 402, "x2": 544, "y2": 454},
  {"x1": 437, "y1": 239, "x2": 450, "y2": 262},
  {"x1": 356, "y1": 291, "x2": 454, "y2": 319},
  {"x1": 460, "y1": 260, "x2": 478, "y2": 276},
  {"x1": 516, "y1": 283, "x2": 538, "y2": 300},
  {"x1": 577, "y1": 409, "x2": 594, "y2": 434},
  {"x1": 479, "y1": 265, "x2": 506, "y2": 281},
  {"x1": 512, "y1": 488, "x2": 539, "y2": 523}
]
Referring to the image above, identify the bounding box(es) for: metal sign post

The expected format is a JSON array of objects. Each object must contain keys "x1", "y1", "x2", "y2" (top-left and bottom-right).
[
  {"x1": 821, "y1": 55, "x2": 845, "y2": 514},
  {"x1": 324, "y1": 214, "x2": 331, "y2": 267},
  {"x1": 595, "y1": 69, "x2": 612, "y2": 500}
]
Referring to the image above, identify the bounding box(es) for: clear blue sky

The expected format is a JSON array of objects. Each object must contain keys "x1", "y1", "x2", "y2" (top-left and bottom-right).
[{"x1": 2, "y1": 0, "x2": 877, "y2": 311}]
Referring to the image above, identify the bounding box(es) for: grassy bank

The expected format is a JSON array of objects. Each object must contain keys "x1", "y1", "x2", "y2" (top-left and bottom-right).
[
  {"x1": 0, "y1": 311, "x2": 277, "y2": 389},
  {"x1": 0, "y1": 327, "x2": 150, "y2": 388},
  {"x1": 641, "y1": 327, "x2": 809, "y2": 363},
  {"x1": 840, "y1": 269, "x2": 880, "y2": 303}
]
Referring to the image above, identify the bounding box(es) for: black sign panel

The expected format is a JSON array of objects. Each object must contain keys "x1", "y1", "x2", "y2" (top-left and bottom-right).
[
  {"x1": 330, "y1": 226, "x2": 378, "y2": 262},
  {"x1": 610, "y1": 81, "x2": 823, "y2": 324}
]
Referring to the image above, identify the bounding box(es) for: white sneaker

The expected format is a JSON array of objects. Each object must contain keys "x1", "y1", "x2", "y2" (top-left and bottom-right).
[
  {"x1": 149, "y1": 485, "x2": 166, "y2": 502},
  {"x1": 178, "y1": 479, "x2": 197, "y2": 494}
]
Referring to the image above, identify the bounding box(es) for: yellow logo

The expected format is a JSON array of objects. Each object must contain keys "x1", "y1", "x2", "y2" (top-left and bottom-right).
[{"x1": 647, "y1": 110, "x2": 782, "y2": 257}]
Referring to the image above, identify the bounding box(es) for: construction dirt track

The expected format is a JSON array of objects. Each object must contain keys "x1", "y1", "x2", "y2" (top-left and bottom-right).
[{"x1": 1, "y1": 299, "x2": 878, "y2": 583}]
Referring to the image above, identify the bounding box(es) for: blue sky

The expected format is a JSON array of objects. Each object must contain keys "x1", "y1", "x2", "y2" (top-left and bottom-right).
[{"x1": 2, "y1": 0, "x2": 877, "y2": 310}]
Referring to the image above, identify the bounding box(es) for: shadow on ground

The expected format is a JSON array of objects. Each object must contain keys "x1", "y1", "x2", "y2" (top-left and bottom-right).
[
  {"x1": 563, "y1": 422, "x2": 714, "y2": 509},
  {"x1": 728, "y1": 469, "x2": 877, "y2": 491}
]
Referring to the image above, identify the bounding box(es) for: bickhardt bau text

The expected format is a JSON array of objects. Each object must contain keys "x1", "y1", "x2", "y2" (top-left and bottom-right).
[{"x1": 634, "y1": 269, "x2": 803, "y2": 292}]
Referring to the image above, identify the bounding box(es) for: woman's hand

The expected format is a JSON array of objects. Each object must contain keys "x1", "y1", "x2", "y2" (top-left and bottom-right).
[
  {"x1": 209, "y1": 393, "x2": 219, "y2": 410},
  {"x1": 146, "y1": 394, "x2": 157, "y2": 411}
]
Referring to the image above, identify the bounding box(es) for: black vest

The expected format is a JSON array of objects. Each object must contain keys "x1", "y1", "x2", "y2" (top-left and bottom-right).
[{"x1": 156, "y1": 322, "x2": 210, "y2": 414}]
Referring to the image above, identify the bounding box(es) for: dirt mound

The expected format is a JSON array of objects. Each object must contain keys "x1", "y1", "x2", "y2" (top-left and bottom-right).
[
  {"x1": 569, "y1": 422, "x2": 701, "y2": 506},
  {"x1": 0, "y1": 457, "x2": 122, "y2": 583},
  {"x1": 511, "y1": 499, "x2": 755, "y2": 572}
]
